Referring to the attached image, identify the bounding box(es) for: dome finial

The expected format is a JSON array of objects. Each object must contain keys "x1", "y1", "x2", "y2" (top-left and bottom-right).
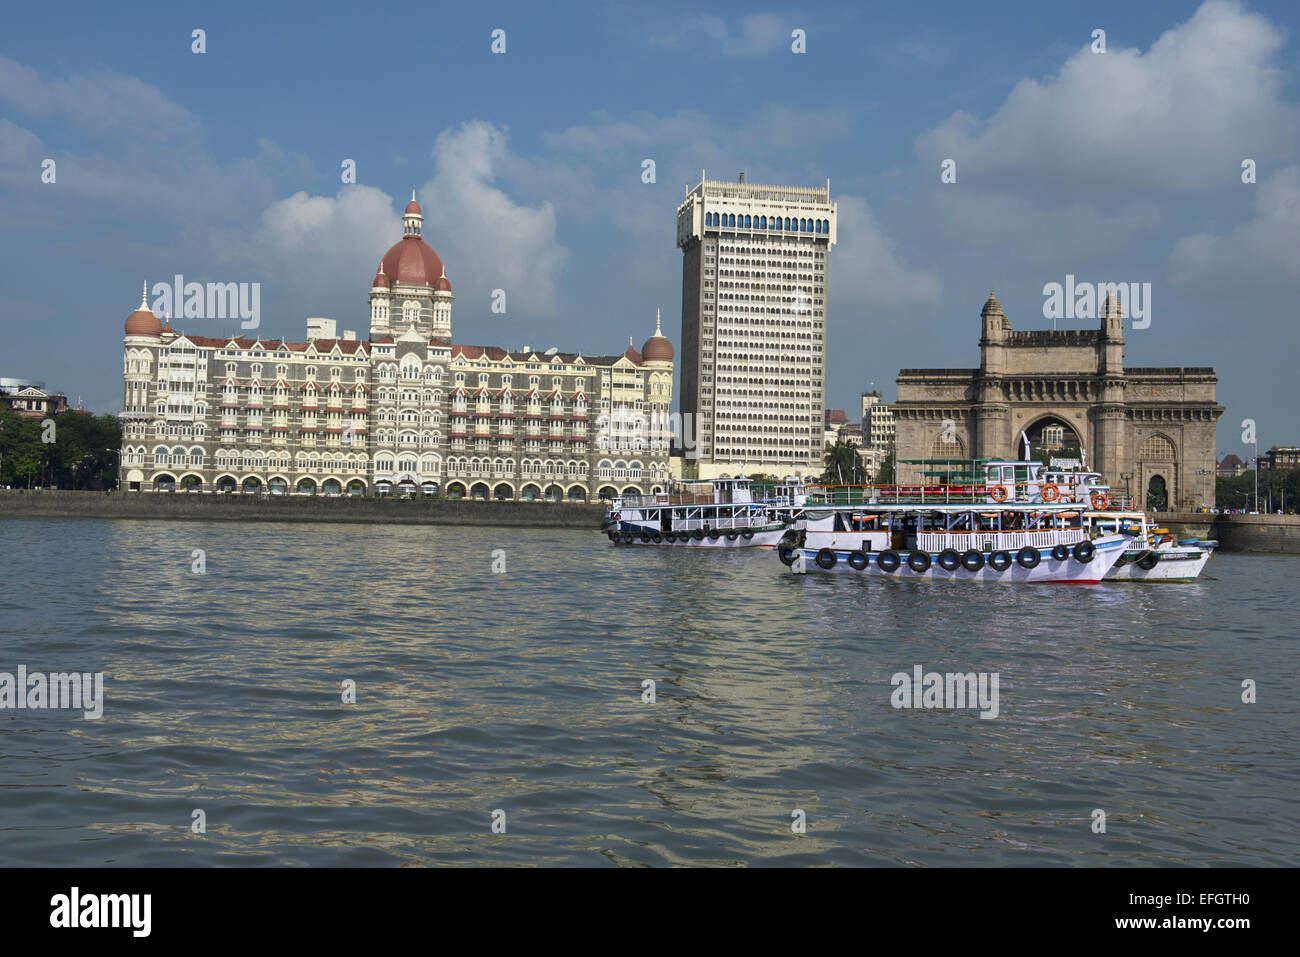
[
  {"x1": 411, "y1": 188, "x2": 416, "y2": 202},
  {"x1": 655, "y1": 308, "x2": 661, "y2": 335},
  {"x1": 140, "y1": 280, "x2": 149, "y2": 309}
]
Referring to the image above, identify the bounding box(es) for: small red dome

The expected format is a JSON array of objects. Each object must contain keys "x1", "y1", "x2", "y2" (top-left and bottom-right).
[
  {"x1": 405, "y1": 198, "x2": 422, "y2": 215},
  {"x1": 125, "y1": 306, "x2": 162, "y2": 337},
  {"x1": 434, "y1": 275, "x2": 451, "y2": 292},
  {"x1": 642, "y1": 334, "x2": 673, "y2": 362},
  {"x1": 380, "y1": 236, "x2": 444, "y2": 287},
  {"x1": 372, "y1": 268, "x2": 390, "y2": 288}
]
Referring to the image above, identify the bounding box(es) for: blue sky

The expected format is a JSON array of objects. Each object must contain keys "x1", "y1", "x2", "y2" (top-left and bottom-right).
[{"x1": 2, "y1": 0, "x2": 1297, "y2": 462}]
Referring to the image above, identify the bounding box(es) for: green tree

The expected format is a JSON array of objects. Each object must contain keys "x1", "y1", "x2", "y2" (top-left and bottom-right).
[
  {"x1": 821, "y1": 439, "x2": 862, "y2": 483},
  {"x1": 874, "y1": 451, "x2": 895, "y2": 484},
  {"x1": 0, "y1": 405, "x2": 44, "y2": 487}
]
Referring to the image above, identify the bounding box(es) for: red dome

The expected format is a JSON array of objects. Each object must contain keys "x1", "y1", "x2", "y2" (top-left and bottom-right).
[
  {"x1": 372, "y1": 268, "x2": 390, "y2": 288},
  {"x1": 380, "y1": 236, "x2": 444, "y2": 287},
  {"x1": 434, "y1": 275, "x2": 451, "y2": 292},
  {"x1": 125, "y1": 306, "x2": 162, "y2": 337},
  {"x1": 642, "y1": 334, "x2": 673, "y2": 362},
  {"x1": 405, "y1": 198, "x2": 422, "y2": 215}
]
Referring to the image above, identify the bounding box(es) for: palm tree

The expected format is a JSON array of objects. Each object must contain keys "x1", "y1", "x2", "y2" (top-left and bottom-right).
[{"x1": 821, "y1": 439, "x2": 860, "y2": 484}]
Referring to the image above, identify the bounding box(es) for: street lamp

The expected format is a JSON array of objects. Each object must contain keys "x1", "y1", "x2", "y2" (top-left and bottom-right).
[{"x1": 106, "y1": 448, "x2": 121, "y2": 491}]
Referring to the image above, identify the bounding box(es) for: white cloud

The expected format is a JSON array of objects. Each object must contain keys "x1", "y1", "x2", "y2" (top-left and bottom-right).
[
  {"x1": 915, "y1": 0, "x2": 1298, "y2": 191},
  {"x1": 649, "y1": 13, "x2": 790, "y2": 56},
  {"x1": 1169, "y1": 166, "x2": 1300, "y2": 300},
  {"x1": 831, "y1": 194, "x2": 942, "y2": 310},
  {"x1": 418, "y1": 120, "x2": 568, "y2": 319},
  {"x1": 257, "y1": 185, "x2": 400, "y2": 288}
]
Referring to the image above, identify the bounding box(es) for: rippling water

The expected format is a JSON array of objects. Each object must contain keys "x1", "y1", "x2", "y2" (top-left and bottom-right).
[{"x1": 0, "y1": 518, "x2": 1296, "y2": 866}]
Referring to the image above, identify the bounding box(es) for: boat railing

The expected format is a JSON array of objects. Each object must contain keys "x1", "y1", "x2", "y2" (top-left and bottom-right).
[
  {"x1": 810, "y1": 483, "x2": 1137, "y2": 509},
  {"x1": 916, "y1": 528, "x2": 1086, "y2": 551},
  {"x1": 670, "y1": 514, "x2": 772, "y2": 532}
]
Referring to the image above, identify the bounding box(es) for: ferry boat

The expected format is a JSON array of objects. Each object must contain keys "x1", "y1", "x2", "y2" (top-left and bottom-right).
[
  {"x1": 1085, "y1": 510, "x2": 1218, "y2": 582},
  {"x1": 813, "y1": 456, "x2": 1125, "y2": 509},
  {"x1": 601, "y1": 476, "x2": 806, "y2": 547},
  {"x1": 779, "y1": 502, "x2": 1130, "y2": 583}
]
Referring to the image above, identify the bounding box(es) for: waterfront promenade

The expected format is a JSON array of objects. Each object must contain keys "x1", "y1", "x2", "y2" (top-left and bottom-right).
[
  {"x1": 1, "y1": 491, "x2": 1297, "y2": 550},
  {"x1": 0, "y1": 490, "x2": 603, "y2": 529}
]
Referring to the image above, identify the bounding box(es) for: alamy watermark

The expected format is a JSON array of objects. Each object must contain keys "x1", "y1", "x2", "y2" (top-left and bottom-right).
[
  {"x1": 1042, "y1": 275, "x2": 1150, "y2": 329},
  {"x1": 151, "y1": 274, "x2": 260, "y2": 329},
  {"x1": 0, "y1": 667, "x2": 104, "y2": 719},
  {"x1": 890, "y1": 665, "x2": 999, "y2": 719},
  {"x1": 595, "y1": 408, "x2": 703, "y2": 458}
]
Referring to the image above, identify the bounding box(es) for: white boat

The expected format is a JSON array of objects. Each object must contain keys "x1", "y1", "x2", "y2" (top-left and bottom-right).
[
  {"x1": 1085, "y1": 510, "x2": 1217, "y2": 582},
  {"x1": 780, "y1": 502, "x2": 1130, "y2": 584},
  {"x1": 601, "y1": 476, "x2": 806, "y2": 548}
]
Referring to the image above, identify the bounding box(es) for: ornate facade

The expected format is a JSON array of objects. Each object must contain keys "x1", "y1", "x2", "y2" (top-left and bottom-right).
[
  {"x1": 119, "y1": 196, "x2": 673, "y2": 499},
  {"x1": 893, "y1": 292, "x2": 1223, "y2": 510}
]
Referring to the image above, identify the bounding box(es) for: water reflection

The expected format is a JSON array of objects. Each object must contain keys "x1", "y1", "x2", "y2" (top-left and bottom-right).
[{"x1": 0, "y1": 519, "x2": 1294, "y2": 866}]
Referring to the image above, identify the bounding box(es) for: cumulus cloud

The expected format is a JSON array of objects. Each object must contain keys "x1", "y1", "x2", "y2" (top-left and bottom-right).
[
  {"x1": 257, "y1": 185, "x2": 401, "y2": 289},
  {"x1": 915, "y1": 0, "x2": 1298, "y2": 192},
  {"x1": 831, "y1": 194, "x2": 942, "y2": 310},
  {"x1": 1169, "y1": 166, "x2": 1300, "y2": 300},
  {"x1": 418, "y1": 120, "x2": 568, "y2": 319},
  {"x1": 649, "y1": 13, "x2": 791, "y2": 56}
]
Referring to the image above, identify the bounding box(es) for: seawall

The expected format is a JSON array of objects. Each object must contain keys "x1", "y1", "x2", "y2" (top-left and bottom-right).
[
  {"x1": 0, "y1": 490, "x2": 605, "y2": 529},
  {"x1": 1154, "y1": 512, "x2": 1300, "y2": 555}
]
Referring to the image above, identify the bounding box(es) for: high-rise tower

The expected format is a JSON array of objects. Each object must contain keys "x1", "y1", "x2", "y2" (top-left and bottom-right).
[{"x1": 675, "y1": 174, "x2": 836, "y2": 478}]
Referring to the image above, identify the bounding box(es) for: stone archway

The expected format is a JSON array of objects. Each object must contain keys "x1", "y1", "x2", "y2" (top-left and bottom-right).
[{"x1": 1022, "y1": 413, "x2": 1085, "y2": 462}]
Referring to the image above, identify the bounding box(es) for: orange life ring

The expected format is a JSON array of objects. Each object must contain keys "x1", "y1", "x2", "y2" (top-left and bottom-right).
[
  {"x1": 990, "y1": 485, "x2": 1009, "y2": 503},
  {"x1": 1091, "y1": 492, "x2": 1111, "y2": 510},
  {"x1": 1040, "y1": 483, "x2": 1060, "y2": 502}
]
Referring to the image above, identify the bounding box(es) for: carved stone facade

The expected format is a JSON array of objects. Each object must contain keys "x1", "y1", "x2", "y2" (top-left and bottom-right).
[{"x1": 894, "y1": 292, "x2": 1224, "y2": 510}]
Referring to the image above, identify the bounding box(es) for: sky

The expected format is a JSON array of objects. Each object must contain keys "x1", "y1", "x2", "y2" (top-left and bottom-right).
[{"x1": 2, "y1": 0, "x2": 1297, "y2": 464}]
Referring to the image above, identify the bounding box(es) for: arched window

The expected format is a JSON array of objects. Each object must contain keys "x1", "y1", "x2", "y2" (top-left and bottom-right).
[{"x1": 1140, "y1": 434, "x2": 1176, "y2": 460}]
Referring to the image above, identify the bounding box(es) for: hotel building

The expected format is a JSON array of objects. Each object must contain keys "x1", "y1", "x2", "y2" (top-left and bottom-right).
[
  {"x1": 119, "y1": 195, "x2": 673, "y2": 500},
  {"x1": 675, "y1": 175, "x2": 836, "y2": 479}
]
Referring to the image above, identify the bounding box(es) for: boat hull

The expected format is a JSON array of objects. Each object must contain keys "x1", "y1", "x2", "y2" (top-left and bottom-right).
[
  {"x1": 1106, "y1": 545, "x2": 1213, "y2": 582},
  {"x1": 789, "y1": 534, "x2": 1129, "y2": 583},
  {"x1": 606, "y1": 524, "x2": 787, "y2": 548}
]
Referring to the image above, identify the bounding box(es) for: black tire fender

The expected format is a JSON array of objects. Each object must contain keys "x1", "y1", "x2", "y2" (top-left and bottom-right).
[{"x1": 1016, "y1": 546, "x2": 1040, "y2": 569}]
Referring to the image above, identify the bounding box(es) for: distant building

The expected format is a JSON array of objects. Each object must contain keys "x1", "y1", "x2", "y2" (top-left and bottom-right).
[
  {"x1": 0, "y1": 377, "x2": 67, "y2": 419},
  {"x1": 1216, "y1": 453, "x2": 1246, "y2": 478},
  {"x1": 119, "y1": 197, "x2": 673, "y2": 499},
  {"x1": 1261, "y1": 446, "x2": 1300, "y2": 470},
  {"x1": 676, "y1": 174, "x2": 837, "y2": 478},
  {"x1": 860, "y1": 389, "x2": 896, "y2": 452},
  {"x1": 825, "y1": 409, "x2": 848, "y2": 429},
  {"x1": 893, "y1": 291, "x2": 1223, "y2": 511}
]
